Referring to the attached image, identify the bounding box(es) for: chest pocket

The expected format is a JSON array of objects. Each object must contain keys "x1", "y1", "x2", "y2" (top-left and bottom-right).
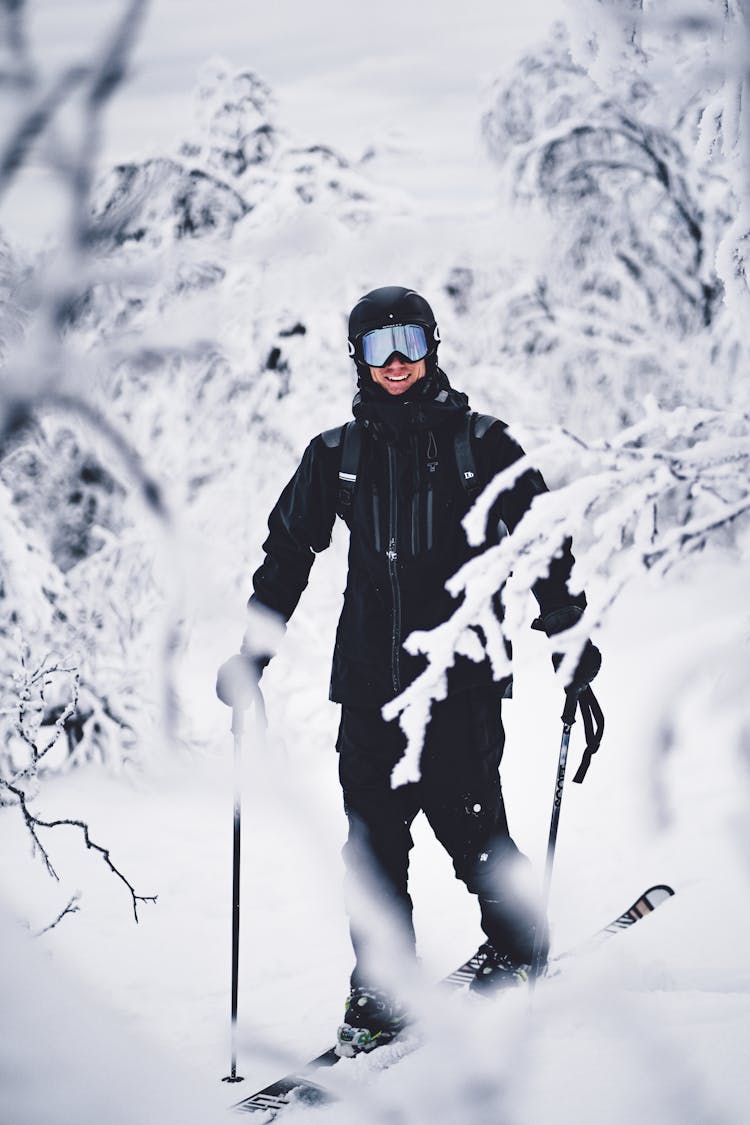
[
  {"x1": 324, "y1": 413, "x2": 498, "y2": 554},
  {"x1": 409, "y1": 429, "x2": 438, "y2": 554}
]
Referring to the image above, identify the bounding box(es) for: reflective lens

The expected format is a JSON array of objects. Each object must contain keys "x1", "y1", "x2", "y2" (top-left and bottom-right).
[{"x1": 362, "y1": 324, "x2": 428, "y2": 366}]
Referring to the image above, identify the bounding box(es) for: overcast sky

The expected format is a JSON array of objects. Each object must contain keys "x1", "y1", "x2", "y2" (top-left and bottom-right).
[{"x1": 3, "y1": 0, "x2": 567, "y2": 246}]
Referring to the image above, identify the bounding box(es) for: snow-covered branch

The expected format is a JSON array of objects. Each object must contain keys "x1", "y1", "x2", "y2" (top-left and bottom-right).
[
  {"x1": 386, "y1": 398, "x2": 750, "y2": 786},
  {"x1": 562, "y1": 0, "x2": 750, "y2": 335}
]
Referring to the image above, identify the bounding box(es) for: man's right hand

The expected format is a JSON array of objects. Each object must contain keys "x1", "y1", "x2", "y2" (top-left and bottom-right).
[{"x1": 216, "y1": 653, "x2": 269, "y2": 709}]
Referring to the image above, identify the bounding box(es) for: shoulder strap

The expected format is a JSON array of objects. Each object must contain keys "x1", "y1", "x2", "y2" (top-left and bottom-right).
[
  {"x1": 455, "y1": 412, "x2": 480, "y2": 501},
  {"x1": 336, "y1": 420, "x2": 361, "y2": 519},
  {"x1": 473, "y1": 413, "x2": 498, "y2": 440},
  {"x1": 455, "y1": 412, "x2": 499, "y2": 502},
  {"x1": 454, "y1": 412, "x2": 476, "y2": 497},
  {"x1": 332, "y1": 412, "x2": 495, "y2": 520},
  {"x1": 321, "y1": 423, "x2": 346, "y2": 449}
]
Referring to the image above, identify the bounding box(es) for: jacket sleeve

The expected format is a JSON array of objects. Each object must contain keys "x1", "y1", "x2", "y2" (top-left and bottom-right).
[
  {"x1": 477, "y1": 421, "x2": 586, "y2": 620},
  {"x1": 249, "y1": 434, "x2": 339, "y2": 623}
]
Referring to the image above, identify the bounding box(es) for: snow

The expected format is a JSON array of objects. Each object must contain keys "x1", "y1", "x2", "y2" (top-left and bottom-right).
[
  {"x1": 2, "y1": 560, "x2": 749, "y2": 1123},
  {"x1": 2, "y1": 1, "x2": 750, "y2": 1123}
]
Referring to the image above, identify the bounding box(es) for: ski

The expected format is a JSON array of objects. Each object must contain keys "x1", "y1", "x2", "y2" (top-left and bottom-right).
[
  {"x1": 232, "y1": 883, "x2": 674, "y2": 1117},
  {"x1": 559, "y1": 882, "x2": 674, "y2": 960}
]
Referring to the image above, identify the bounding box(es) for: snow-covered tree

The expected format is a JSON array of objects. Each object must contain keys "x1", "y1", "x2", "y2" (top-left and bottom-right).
[
  {"x1": 0, "y1": 7, "x2": 413, "y2": 923},
  {"x1": 0, "y1": 0, "x2": 165, "y2": 922},
  {"x1": 387, "y1": 5, "x2": 750, "y2": 800},
  {"x1": 564, "y1": 0, "x2": 750, "y2": 335},
  {"x1": 476, "y1": 22, "x2": 738, "y2": 436}
]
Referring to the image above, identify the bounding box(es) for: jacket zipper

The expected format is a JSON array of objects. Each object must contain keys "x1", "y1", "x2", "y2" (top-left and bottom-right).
[
  {"x1": 386, "y1": 444, "x2": 402, "y2": 695},
  {"x1": 426, "y1": 429, "x2": 437, "y2": 552}
]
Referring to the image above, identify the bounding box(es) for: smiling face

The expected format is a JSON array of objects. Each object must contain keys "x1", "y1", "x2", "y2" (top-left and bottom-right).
[{"x1": 368, "y1": 355, "x2": 427, "y2": 396}]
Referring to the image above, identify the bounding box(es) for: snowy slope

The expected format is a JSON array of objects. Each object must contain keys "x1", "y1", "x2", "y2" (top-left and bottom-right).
[{"x1": 1, "y1": 555, "x2": 749, "y2": 1124}]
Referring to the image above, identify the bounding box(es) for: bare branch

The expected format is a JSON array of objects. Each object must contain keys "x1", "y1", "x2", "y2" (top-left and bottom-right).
[
  {"x1": 0, "y1": 65, "x2": 89, "y2": 196},
  {"x1": 86, "y1": 0, "x2": 148, "y2": 112},
  {"x1": 0, "y1": 778, "x2": 157, "y2": 921},
  {"x1": 33, "y1": 893, "x2": 81, "y2": 936},
  {"x1": 0, "y1": 778, "x2": 60, "y2": 879}
]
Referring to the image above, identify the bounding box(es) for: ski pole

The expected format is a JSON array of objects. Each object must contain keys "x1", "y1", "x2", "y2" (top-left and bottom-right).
[
  {"x1": 529, "y1": 689, "x2": 578, "y2": 985},
  {"x1": 222, "y1": 704, "x2": 246, "y2": 1084}
]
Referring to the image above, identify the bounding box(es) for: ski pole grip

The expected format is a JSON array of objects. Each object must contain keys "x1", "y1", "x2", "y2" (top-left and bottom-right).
[{"x1": 561, "y1": 690, "x2": 578, "y2": 727}]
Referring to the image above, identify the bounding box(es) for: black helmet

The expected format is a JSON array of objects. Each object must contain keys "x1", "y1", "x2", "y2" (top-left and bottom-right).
[{"x1": 348, "y1": 286, "x2": 440, "y2": 374}]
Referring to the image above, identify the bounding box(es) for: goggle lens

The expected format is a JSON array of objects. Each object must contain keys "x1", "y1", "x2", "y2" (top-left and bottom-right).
[{"x1": 362, "y1": 324, "x2": 428, "y2": 367}]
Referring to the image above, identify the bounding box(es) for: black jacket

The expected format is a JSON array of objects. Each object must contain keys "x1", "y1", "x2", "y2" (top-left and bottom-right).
[{"x1": 251, "y1": 369, "x2": 584, "y2": 707}]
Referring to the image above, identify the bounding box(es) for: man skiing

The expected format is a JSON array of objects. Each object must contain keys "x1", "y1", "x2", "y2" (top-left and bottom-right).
[{"x1": 216, "y1": 286, "x2": 601, "y2": 1056}]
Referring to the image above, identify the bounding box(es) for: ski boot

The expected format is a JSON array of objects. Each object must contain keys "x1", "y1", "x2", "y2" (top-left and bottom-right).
[
  {"x1": 335, "y1": 987, "x2": 408, "y2": 1057},
  {"x1": 470, "y1": 943, "x2": 532, "y2": 994}
]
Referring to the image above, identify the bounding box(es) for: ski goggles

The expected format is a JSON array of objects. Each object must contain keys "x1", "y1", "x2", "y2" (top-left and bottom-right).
[{"x1": 360, "y1": 323, "x2": 429, "y2": 367}]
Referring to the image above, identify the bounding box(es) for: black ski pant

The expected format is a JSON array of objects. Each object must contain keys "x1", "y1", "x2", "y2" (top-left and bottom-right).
[{"x1": 337, "y1": 686, "x2": 545, "y2": 991}]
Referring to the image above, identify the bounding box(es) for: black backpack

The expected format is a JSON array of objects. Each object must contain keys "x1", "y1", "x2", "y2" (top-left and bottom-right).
[{"x1": 324, "y1": 412, "x2": 498, "y2": 519}]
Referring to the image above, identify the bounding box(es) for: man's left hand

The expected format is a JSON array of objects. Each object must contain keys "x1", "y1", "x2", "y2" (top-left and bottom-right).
[
  {"x1": 540, "y1": 606, "x2": 602, "y2": 693},
  {"x1": 554, "y1": 640, "x2": 601, "y2": 693}
]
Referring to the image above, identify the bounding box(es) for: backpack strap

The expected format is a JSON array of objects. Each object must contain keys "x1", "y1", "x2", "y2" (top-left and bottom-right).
[
  {"x1": 455, "y1": 412, "x2": 497, "y2": 501},
  {"x1": 473, "y1": 413, "x2": 498, "y2": 440},
  {"x1": 321, "y1": 423, "x2": 346, "y2": 449},
  {"x1": 327, "y1": 411, "x2": 497, "y2": 521},
  {"x1": 454, "y1": 412, "x2": 478, "y2": 500},
  {"x1": 332, "y1": 420, "x2": 361, "y2": 519}
]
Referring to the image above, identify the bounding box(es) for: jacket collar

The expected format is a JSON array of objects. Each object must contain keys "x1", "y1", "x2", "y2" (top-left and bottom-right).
[{"x1": 352, "y1": 367, "x2": 469, "y2": 445}]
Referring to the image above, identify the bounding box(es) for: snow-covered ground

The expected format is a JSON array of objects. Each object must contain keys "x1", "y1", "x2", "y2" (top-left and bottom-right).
[{"x1": 2, "y1": 552, "x2": 749, "y2": 1124}]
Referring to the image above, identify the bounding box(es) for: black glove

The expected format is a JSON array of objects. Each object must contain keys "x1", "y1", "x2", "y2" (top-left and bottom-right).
[
  {"x1": 216, "y1": 652, "x2": 270, "y2": 709},
  {"x1": 554, "y1": 640, "x2": 601, "y2": 692},
  {"x1": 539, "y1": 606, "x2": 602, "y2": 693}
]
